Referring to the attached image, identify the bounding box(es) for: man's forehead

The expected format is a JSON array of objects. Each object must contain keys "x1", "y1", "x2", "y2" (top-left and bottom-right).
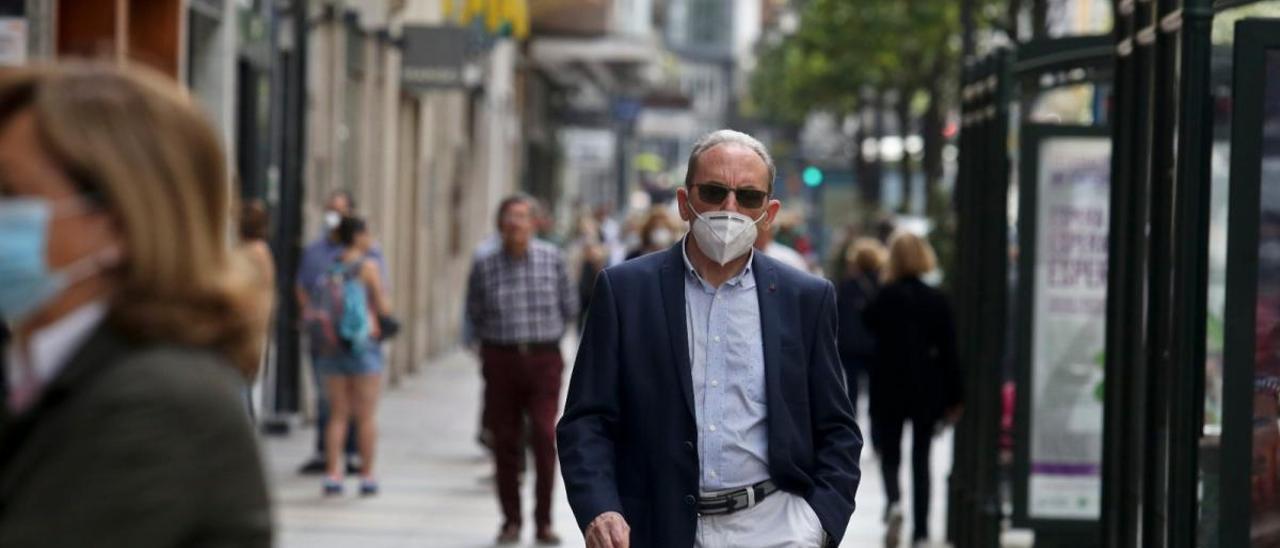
[{"x1": 693, "y1": 146, "x2": 769, "y2": 186}]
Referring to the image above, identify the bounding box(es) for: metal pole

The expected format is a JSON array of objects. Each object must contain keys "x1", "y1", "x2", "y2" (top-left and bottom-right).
[
  {"x1": 975, "y1": 51, "x2": 1010, "y2": 548},
  {"x1": 950, "y1": 56, "x2": 980, "y2": 547},
  {"x1": 1167, "y1": 0, "x2": 1215, "y2": 544},
  {"x1": 1142, "y1": 0, "x2": 1176, "y2": 542},
  {"x1": 1101, "y1": 2, "x2": 1142, "y2": 544},
  {"x1": 269, "y1": 0, "x2": 309, "y2": 426}
]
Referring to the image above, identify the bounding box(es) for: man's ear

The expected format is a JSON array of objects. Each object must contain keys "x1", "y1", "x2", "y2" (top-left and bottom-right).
[
  {"x1": 676, "y1": 187, "x2": 692, "y2": 222},
  {"x1": 763, "y1": 198, "x2": 782, "y2": 227}
]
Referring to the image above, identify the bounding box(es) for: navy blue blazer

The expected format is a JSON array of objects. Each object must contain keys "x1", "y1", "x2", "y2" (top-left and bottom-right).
[{"x1": 558, "y1": 244, "x2": 863, "y2": 547}]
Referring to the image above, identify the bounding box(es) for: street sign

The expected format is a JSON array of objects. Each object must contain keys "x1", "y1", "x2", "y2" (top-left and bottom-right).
[{"x1": 401, "y1": 25, "x2": 469, "y2": 91}]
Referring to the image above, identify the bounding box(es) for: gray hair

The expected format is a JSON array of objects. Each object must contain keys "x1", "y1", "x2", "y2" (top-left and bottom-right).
[{"x1": 683, "y1": 129, "x2": 777, "y2": 193}]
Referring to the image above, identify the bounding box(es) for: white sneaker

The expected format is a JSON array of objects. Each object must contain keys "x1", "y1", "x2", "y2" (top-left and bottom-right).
[{"x1": 883, "y1": 502, "x2": 904, "y2": 544}]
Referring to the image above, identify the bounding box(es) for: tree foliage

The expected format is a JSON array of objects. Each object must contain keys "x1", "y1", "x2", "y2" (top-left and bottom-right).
[{"x1": 751, "y1": 0, "x2": 1014, "y2": 120}]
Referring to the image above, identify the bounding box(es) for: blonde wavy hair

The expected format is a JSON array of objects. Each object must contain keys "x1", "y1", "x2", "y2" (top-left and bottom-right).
[
  {"x1": 0, "y1": 63, "x2": 271, "y2": 377},
  {"x1": 845, "y1": 237, "x2": 887, "y2": 276},
  {"x1": 885, "y1": 232, "x2": 938, "y2": 283}
]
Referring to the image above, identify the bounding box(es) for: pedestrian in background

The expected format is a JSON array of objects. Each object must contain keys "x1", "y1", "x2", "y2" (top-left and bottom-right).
[
  {"x1": 310, "y1": 217, "x2": 391, "y2": 496},
  {"x1": 0, "y1": 63, "x2": 272, "y2": 547},
  {"x1": 863, "y1": 232, "x2": 962, "y2": 546},
  {"x1": 572, "y1": 214, "x2": 607, "y2": 328},
  {"x1": 239, "y1": 199, "x2": 275, "y2": 418},
  {"x1": 295, "y1": 190, "x2": 386, "y2": 475},
  {"x1": 466, "y1": 194, "x2": 577, "y2": 545},
  {"x1": 756, "y1": 210, "x2": 809, "y2": 272},
  {"x1": 836, "y1": 237, "x2": 886, "y2": 417},
  {"x1": 624, "y1": 206, "x2": 681, "y2": 260},
  {"x1": 240, "y1": 199, "x2": 276, "y2": 301}
]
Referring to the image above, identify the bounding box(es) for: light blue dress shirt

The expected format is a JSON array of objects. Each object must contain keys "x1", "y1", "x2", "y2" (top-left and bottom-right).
[{"x1": 682, "y1": 238, "x2": 771, "y2": 492}]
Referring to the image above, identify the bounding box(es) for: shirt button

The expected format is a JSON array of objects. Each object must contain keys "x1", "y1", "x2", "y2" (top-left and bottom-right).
[
  {"x1": 685, "y1": 495, "x2": 696, "y2": 506},
  {"x1": 711, "y1": 380, "x2": 719, "y2": 387},
  {"x1": 714, "y1": 336, "x2": 721, "y2": 342},
  {"x1": 709, "y1": 425, "x2": 717, "y2": 432},
  {"x1": 710, "y1": 470, "x2": 717, "y2": 477}
]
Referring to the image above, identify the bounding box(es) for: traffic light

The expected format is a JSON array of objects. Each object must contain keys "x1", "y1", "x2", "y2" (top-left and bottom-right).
[{"x1": 802, "y1": 166, "x2": 824, "y2": 187}]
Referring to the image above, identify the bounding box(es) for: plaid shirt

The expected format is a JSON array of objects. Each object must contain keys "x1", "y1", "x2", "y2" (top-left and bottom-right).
[{"x1": 466, "y1": 239, "x2": 577, "y2": 345}]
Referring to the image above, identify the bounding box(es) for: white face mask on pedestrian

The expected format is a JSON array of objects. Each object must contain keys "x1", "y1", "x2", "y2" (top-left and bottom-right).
[
  {"x1": 686, "y1": 199, "x2": 768, "y2": 266},
  {"x1": 323, "y1": 211, "x2": 342, "y2": 231}
]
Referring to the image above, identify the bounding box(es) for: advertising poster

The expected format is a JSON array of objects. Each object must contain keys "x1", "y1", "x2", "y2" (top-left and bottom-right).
[{"x1": 1028, "y1": 136, "x2": 1110, "y2": 520}]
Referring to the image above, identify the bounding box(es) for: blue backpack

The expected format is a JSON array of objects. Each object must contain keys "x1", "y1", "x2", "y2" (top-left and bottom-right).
[{"x1": 305, "y1": 259, "x2": 372, "y2": 356}]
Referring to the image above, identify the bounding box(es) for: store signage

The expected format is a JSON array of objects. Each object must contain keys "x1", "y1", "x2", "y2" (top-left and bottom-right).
[{"x1": 401, "y1": 25, "x2": 468, "y2": 91}]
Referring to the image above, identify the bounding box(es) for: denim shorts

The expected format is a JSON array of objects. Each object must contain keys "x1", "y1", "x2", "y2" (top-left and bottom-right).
[{"x1": 315, "y1": 347, "x2": 383, "y2": 376}]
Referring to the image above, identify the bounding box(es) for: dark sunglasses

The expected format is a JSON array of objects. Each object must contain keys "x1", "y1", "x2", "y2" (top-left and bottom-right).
[{"x1": 692, "y1": 183, "x2": 770, "y2": 209}]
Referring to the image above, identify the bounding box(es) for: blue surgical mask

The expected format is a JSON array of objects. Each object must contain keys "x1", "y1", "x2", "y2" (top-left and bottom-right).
[{"x1": 0, "y1": 197, "x2": 114, "y2": 325}]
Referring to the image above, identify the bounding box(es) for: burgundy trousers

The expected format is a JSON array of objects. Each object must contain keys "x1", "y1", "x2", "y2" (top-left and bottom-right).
[{"x1": 480, "y1": 345, "x2": 564, "y2": 529}]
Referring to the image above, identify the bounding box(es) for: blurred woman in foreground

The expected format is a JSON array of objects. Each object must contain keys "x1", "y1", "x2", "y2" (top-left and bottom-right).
[{"x1": 0, "y1": 63, "x2": 273, "y2": 547}]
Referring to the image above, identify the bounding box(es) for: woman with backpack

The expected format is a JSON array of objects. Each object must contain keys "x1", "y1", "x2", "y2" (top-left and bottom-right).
[{"x1": 316, "y1": 216, "x2": 391, "y2": 496}]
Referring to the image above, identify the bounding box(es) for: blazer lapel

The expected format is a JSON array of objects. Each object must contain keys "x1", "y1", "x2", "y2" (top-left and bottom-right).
[
  {"x1": 660, "y1": 244, "x2": 696, "y2": 420},
  {"x1": 753, "y1": 254, "x2": 786, "y2": 464}
]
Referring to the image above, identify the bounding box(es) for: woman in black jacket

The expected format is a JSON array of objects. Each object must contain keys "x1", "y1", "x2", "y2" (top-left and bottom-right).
[
  {"x1": 836, "y1": 237, "x2": 886, "y2": 416},
  {"x1": 863, "y1": 232, "x2": 962, "y2": 546}
]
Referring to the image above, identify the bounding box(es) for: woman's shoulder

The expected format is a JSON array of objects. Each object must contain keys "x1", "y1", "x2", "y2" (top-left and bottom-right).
[{"x1": 88, "y1": 344, "x2": 249, "y2": 420}]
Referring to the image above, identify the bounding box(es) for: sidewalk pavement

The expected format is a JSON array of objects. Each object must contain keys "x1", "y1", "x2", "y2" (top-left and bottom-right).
[{"x1": 265, "y1": 342, "x2": 954, "y2": 547}]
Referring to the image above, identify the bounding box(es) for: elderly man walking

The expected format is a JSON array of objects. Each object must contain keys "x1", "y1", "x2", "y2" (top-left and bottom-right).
[
  {"x1": 558, "y1": 130, "x2": 863, "y2": 548},
  {"x1": 467, "y1": 194, "x2": 577, "y2": 545}
]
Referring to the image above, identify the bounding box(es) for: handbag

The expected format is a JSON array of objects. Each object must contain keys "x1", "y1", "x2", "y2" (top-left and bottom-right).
[{"x1": 377, "y1": 314, "x2": 401, "y2": 340}]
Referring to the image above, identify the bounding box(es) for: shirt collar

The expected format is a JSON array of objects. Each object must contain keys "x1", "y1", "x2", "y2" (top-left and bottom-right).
[
  {"x1": 5, "y1": 300, "x2": 109, "y2": 408},
  {"x1": 680, "y1": 236, "x2": 756, "y2": 290}
]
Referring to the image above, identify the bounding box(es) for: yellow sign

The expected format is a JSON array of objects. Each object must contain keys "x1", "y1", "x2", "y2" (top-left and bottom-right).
[{"x1": 442, "y1": 0, "x2": 528, "y2": 40}]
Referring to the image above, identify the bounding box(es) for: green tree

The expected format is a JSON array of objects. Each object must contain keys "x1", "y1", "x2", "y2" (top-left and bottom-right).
[{"x1": 750, "y1": 0, "x2": 1008, "y2": 222}]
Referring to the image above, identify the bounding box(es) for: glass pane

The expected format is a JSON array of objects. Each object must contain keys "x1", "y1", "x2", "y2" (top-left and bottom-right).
[
  {"x1": 1198, "y1": 38, "x2": 1228, "y2": 548},
  {"x1": 1026, "y1": 83, "x2": 1110, "y2": 126},
  {"x1": 1203, "y1": 6, "x2": 1280, "y2": 547},
  {"x1": 1016, "y1": 0, "x2": 1114, "y2": 39},
  {"x1": 1046, "y1": 0, "x2": 1113, "y2": 38},
  {"x1": 1252, "y1": 47, "x2": 1280, "y2": 546}
]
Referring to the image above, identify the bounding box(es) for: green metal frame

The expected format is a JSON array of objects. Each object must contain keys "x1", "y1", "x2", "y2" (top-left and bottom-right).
[
  {"x1": 1100, "y1": 1, "x2": 1222, "y2": 546},
  {"x1": 1011, "y1": 124, "x2": 1110, "y2": 544},
  {"x1": 1221, "y1": 17, "x2": 1280, "y2": 548},
  {"x1": 1100, "y1": 6, "x2": 1143, "y2": 546},
  {"x1": 951, "y1": 49, "x2": 1012, "y2": 548},
  {"x1": 1167, "y1": 1, "x2": 1217, "y2": 547},
  {"x1": 1007, "y1": 37, "x2": 1113, "y2": 546}
]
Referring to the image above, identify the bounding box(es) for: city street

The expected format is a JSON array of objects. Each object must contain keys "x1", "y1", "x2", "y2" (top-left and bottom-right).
[{"x1": 265, "y1": 340, "x2": 953, "y2": 548}]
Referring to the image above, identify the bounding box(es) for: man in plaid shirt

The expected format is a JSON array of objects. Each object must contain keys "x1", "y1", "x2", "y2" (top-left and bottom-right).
[{"x1": 467, "y1": 193, "x2": 577, "y2": 545}]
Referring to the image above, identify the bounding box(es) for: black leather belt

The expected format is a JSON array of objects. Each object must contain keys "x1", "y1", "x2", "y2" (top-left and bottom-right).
[
  {"x1": 482, "y1": 341, "x2": 560, "y2": 355},
  {"x1": 696, "y1": 479, "x2": 778, "y2": 516}
]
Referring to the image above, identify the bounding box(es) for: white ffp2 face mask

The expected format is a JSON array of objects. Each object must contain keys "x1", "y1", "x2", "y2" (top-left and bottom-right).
[
  {"x1": 323, "y1": 211, "x2": 342, "y2": 231},
  {"x1": 686, "y1": 200, "x2": 767, "y2": 266}
]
